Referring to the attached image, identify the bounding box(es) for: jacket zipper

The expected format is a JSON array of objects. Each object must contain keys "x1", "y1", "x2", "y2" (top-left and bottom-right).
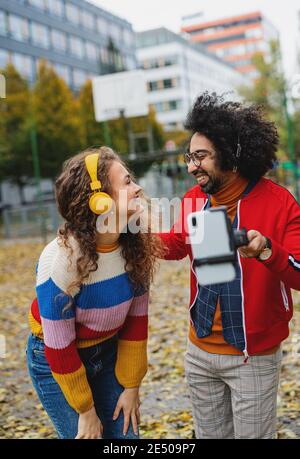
[
  {"x1": 237, "y1": 199, "x2": 249, "y2": 363},
  {"x1": 280, "y1": 281, "x2": 289, "y2": 311}
]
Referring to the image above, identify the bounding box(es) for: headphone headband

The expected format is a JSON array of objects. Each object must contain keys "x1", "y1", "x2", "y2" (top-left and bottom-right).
[{"x1": 85, "y1": 153, "x2": 102, "y2": 191}]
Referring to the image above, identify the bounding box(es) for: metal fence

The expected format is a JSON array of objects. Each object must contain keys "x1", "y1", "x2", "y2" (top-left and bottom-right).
[
  {"x1": 1, "y1": 202, "x2": 61, "y2": 240},
  {"x1": 0, "y1": 161, "x2": 298, "y2": 240}
]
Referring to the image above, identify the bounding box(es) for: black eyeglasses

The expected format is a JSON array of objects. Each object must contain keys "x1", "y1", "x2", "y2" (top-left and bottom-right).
[{"x1": 184, "y1": 150, "x2": 214, "y2": 167}]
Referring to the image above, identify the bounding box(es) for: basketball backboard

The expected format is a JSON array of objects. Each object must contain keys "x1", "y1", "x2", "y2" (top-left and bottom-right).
[{"x1": 92, "y1": 70, "x2": 148, "y2": 122}]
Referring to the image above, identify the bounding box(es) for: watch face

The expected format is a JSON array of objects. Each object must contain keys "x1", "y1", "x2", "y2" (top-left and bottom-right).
[{"x1": 259, "y1": 248, "x2": 272, "y2": 260}]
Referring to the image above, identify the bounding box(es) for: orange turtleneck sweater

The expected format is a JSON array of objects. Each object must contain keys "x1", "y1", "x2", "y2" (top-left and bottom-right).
[{"x1": 189, "y1": 174, "x2": 279, "y2": 356}]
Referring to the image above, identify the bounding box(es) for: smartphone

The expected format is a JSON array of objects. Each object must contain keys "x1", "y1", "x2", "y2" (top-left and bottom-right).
[{"x1": 187, "y1": 206, "x2": 236, "y2": 285}]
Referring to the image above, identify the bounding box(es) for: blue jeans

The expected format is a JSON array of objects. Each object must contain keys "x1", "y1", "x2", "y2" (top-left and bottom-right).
[{"x1": 26, "y1": 333, "x2": 139, "y2": 439}]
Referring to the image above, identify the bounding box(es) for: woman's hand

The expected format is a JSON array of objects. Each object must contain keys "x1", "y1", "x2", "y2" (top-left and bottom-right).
[
  {"x1": 113, "y1": 387, "x2": 141, "y2": 436},
  {"x1": 238, "y1": 230, "x2": 266, "y2": 259},
  {"x1": 76, "y1": 405, "x2": 103, "y2": 439}
]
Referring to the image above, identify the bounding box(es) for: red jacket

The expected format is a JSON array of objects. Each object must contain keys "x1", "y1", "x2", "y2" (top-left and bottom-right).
[{"x1": 160, "y1": 178, "x2": 300, "y2": 355}]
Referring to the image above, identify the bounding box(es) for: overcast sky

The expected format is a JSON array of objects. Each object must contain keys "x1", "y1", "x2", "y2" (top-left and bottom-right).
[{"x1": 90, "y1": 0, "x2": 300, "y2": 79}]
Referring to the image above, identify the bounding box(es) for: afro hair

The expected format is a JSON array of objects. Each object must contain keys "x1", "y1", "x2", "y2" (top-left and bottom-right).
[{"x1": 184, "y1": 92, "x2": 279, "y2": 180}]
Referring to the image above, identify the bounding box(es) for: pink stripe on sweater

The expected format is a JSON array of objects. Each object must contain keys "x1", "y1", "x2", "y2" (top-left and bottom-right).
[
  {"x1": 128, "y1": 292, "x2": 149, "y2": 317},
  {"x1": 76, "y1": 298, "x2": 132, "y2": 332},
  {"x1": 41, "y1": 317, "x2": 76, "y2": 350}
]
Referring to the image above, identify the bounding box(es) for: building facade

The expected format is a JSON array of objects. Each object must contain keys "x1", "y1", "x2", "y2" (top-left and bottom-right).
[
  {"x1": 0, "y1": 0, "x2": 137, "y2": 89},
  {"x1": 181, "y1": 11, "x2": 279, "y2": 80},
  {"x1": 136, "y1": 28, "x2": 248, "y2": 131}
]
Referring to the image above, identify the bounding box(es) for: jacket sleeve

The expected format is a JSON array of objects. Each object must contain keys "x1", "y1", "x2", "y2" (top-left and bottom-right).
[
  {"x1": 262, "y1": 194, "x2": 300, "y2": 290},
  {"x1": 158, "y1": 195, "x2": 189, "y2": 261}
]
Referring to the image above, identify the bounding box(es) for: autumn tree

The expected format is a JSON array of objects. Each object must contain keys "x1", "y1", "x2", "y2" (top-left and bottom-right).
[
  {"x1": 0, "y1": 64, "x2": 32, "y2": 203},
  {"x1": 31, "y1": 60, "x2": 81, "y2": 178},
  {"x1": 238, "y1": 40, "x2": 294, "y2": 158}
]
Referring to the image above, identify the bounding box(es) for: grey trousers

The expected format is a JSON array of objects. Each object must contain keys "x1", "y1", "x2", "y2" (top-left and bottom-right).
[{"x1": 184, "y1": 339, "x2": 282, "y2": 439}]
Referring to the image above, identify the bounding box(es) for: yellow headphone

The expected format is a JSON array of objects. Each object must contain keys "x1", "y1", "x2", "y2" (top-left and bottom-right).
[{"x1": 85, "y1": 153, "x2": 113, "y2": 215}]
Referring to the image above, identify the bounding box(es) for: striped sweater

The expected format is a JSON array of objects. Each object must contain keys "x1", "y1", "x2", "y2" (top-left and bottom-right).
[{"x1": 29, "y1": 237, "x2": 148, "y2": 414}]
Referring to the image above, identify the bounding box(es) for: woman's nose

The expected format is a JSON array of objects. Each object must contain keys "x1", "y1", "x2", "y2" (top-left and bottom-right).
[{"x1": 135, "y1": 184, "x2": 142, "y2": 195}]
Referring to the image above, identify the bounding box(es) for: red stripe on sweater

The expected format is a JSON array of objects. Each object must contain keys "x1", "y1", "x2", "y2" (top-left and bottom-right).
[
  {"x1": 31, "y1": 297, "x2": 41, "y2": 323},
  {"x1": 118, "y1": 315, "x2": 148, "y2": 341},
  {"x1": 76, "y1": 323, "x2": 122, "y2": 340},
  {"x1": 44, "y1": 340, "x2": 82, "y2": 374}
]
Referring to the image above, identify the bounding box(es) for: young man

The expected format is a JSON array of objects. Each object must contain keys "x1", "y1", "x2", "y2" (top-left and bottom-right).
[{"x1": 160, "y1": 93, "x2": 300, "y2": 439}]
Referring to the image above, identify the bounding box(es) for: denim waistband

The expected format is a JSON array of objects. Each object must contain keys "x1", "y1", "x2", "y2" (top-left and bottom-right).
[{"x1": 30, "y1": 332, "x2": 118, "y2": 352}]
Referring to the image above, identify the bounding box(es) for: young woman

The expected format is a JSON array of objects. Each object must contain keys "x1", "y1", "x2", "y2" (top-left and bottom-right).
[{"x1": 26, "y1": 146, "x2": 165, "y2": 439}]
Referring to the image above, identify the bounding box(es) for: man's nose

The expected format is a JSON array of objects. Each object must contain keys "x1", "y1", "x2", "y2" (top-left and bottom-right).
[{"x1": 187, "y1": 161, "x2": 198, "y2": 175}]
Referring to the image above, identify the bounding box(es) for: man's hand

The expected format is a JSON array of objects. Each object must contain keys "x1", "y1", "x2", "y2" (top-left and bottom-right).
[
  {"x1": 113, "y1": 387, "x2": 140, "y2": 436},
  {"x1": 76, "y1": 405, "x2": 103, "y2": 439},
  {"x1": 238, "y1": 230, "x2": 266, "y2": 259}
]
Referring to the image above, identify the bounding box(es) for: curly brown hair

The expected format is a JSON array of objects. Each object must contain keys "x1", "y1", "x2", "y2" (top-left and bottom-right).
[
  {"x1": 185, "y1": 92, "x2": 279, "y2": 180},
  {"x1": 55, "y1": 146, "x2": 165, "y2": 309}
]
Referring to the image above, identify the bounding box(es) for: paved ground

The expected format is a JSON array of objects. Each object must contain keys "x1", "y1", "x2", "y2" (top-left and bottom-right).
[{"x1": 0, "y1": 241, "x2": 299, "y2": 439}]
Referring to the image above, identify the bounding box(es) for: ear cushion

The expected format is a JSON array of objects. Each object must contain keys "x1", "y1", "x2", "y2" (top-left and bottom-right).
[{"x1": 89, "y1": 192, "x2": 113, "y2": 215}]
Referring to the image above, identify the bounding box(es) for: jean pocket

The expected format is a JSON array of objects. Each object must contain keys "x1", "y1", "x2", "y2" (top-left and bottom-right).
[{"x1": 86, "y1": 345, "x2": 103, "y2": 377}]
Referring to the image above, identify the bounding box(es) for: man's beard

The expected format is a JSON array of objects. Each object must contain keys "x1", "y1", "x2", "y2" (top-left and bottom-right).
[{"x1": 196, "y1": 171, "x2": 224, "y2": 194}]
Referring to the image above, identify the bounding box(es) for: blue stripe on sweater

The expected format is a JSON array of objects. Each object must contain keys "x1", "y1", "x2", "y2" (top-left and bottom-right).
[
  {"x1": 77, "y1": 272, "x2": 133, "y2": 309},
  {"x1": 36, "y1": 272, "x2": 134, "y2": 320},
  {"x1": 36, "y1": 278, "x2": 75, "y2": 320}
]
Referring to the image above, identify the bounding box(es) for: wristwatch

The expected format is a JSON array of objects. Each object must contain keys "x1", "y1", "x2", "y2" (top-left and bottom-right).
[{"x1": 257, "y1": 236, "x2": 272, "y2": 261}]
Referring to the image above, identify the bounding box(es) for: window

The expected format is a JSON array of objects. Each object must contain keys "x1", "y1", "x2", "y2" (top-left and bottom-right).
[
  {"x1": 47, "y1": 0, "x2": 64, "y2": 17},
  {"x1": 9, "y1": 15, "x2": 29, "y2": 42},
  {"x1": 246, "y1": 28, "x2": 262, "y2": 39},
  {"x1": 109, "y1": 23, "x2": 121, "y2": 43},
  {"x1": 69, "y1": 36, "x2": 84, "y2": 59},
  {"x1": 28, "y1": 0, "x2": 46, "y2": 10},
  {"x1": 148, "y1": 78, "x2": 177, "y2": 92},
  {"x1": 86, "y1": 42, "x2": 98, "y2": 62},
  {"x1": 123, "y1": 28, "x2": 134, "y2": 47},
  {"x1": 51, "y1": 29, "x2": 67, "y2": 52},
  {"x1": 164, "y1": 56, "x2": 177, "y2": 66},
  {"x1": 66, "y1": 3, "x2": 80, "y2": 25},
  {"x1": 164, "y1": 78, "x2": 173, "y2": 89},
  {"x1": 169, "y1": 100, "x2": 180, "y2": 111},
  {"x1": 0, "y1": 49, "x2": 9, "y2": 69},
  {"x1": 81, "y1": 11, "x2": 94, "y2": 30},
  {"x1": 151, "y1": 100, "x2": 181, "y2": 112},
  {"x1": 31, "y1": 22, "x2": 49, "y2": 48},
  {"x1": 73, "y1": 68, "x2": 87, "y2": 88},
  {"x1": 53, "y1": 63, "x2": 71, "y2": 85},
  {"x1": 12, "y1": 53, "x2": 34, "y2": 80},
  {"x1": 100, "y1": 47, "x2": 109, "y2": 64},
  {"x1": 148, "y1": 81, "x2": 157, "y2": 91},
  {"x1": 144, "y1": 56, "x2": 177, "y2": 69},
  {"x1": 0, "y1": 10, "x2": 7, "y2": 36},
  {"x1": 97, "y1": 16, "x2": 107, "y2": 35}
]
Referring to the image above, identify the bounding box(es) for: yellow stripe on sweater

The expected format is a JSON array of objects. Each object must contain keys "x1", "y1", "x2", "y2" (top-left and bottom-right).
[
  {"x1": 115, "y1": 339, "x2": 148, "y2": 388},
  {"x1": 76, "y1": 333, "x2": 116, "y2": 348},
  {"x1": 28, "y1": 310, "x2": 44, "y2": 339},
  {"x1": 52, "y1": 364, "x2": 94, "y2": 414}
]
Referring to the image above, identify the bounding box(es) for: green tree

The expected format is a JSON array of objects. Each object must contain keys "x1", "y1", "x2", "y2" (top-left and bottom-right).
[
  {"x1": 0, "y1": 64, "x2": 32, "y2": 203},
  {"x1": 31, "y1": 60, "x2": 81, "y2": 178},
  {"x1": 77, "y1": 80, "x2": 105, "y2": 148},
  {"x1": 238, "y1": 40, "x2": 290, "y2": 158},
  {"x1": 76, "y1": 80, "x2": 165, "y2": 157}
]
